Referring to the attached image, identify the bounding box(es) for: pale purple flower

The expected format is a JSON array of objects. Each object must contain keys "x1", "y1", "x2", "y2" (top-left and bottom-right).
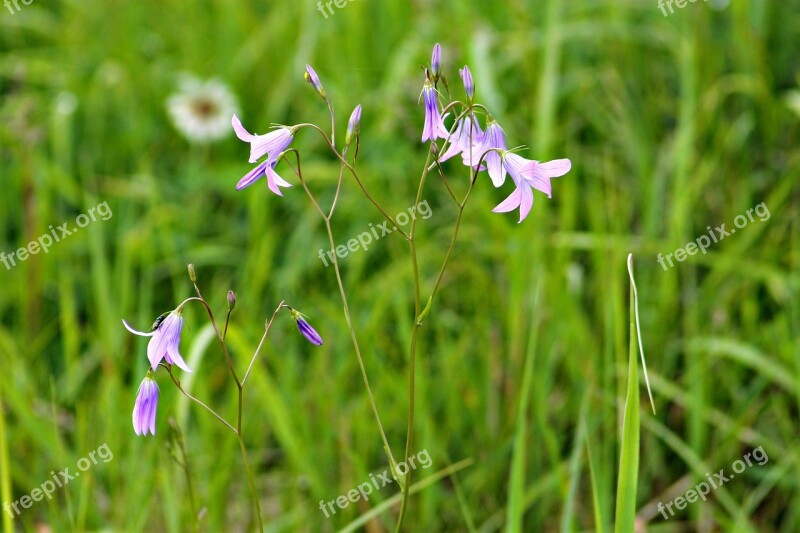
[
  {"x1": 421, "y1": 79, "x2": 449, "y2": 142},
  {"x1": 304, "y1": 64, "x2": 326, "y2": 99},
  {"x1": 232, "y1": 115, "x2": 294, "y2": 163},
  {"x1": 459, "y1": 65, "x2": 474, "y2": 101},
  {"x1": 232, "y1": 115, "x2": 294, "y2": 195},
  {"x1": 492, "y1": 154, "x2": 571, "y2": 222},
  {"x1": 346, "y1": 104, "x2": 362, "y2": 145},
  {"x1": 439, "y1": 114, "x2": 483, "y2": 162},
  {"x1": 431, "y1": 43, "x2": 442, "y2": 79},
  {"x1": 468, "y1": 119, "x2": 508, "y2": 186},
  {"x1": 123, "y1": 311, "x2": 192, "y2": 372},
  {"x1": 132, "y1": 374, "x2": 159, "y2": 437}
]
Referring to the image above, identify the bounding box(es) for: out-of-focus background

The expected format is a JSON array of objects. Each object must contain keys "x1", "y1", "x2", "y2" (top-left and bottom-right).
[{"x1": 1, "y1": 0, "x2": 798, "y2": 531}]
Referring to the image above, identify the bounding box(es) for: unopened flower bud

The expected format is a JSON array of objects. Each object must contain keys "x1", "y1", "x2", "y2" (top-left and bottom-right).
[
  {"x1": 346, "y1": 104, "x2": 362, "y2": 146},
  {"x1": 187, "y1": 263, "x2": 196, "y2": 283},
  {"x1": 304, "y1": 65, "x2": 326, "y2": 100},
  {"x1": 459, "y1": 65, "x2": 474, "y2": 102},
  {"x1": 430, "y1": 43, "x2": 442, "y2": 81},
  {"x1": 227, "y1": 290, "x2": 236, "y2": 310},
  {"x1": 290, "y1": 308, "x2": 323, "y2": 346}
]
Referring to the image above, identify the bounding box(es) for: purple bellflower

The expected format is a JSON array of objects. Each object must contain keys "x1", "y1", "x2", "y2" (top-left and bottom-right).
[
  {"x1": 492, "y1": 153, "x2": 571, "y2": 222},
  {"x1": 132, "y1": 373, "x2": 159, "y2": 436},
  {"x1": 232, "y1": 115, "x2": 295, "y2": 196},
  {"x1": 421, "y1": 78, "x2": 449, "y2": 143},
  {"x1": 464, "y1": 118, "x2": 508, "y2": 186},
  {"x1": 123, "y1": 310, "x2": 192, "y2": 373},
  {"x1": 439, "y1": 114, "x2": 483, "y2": 163}
]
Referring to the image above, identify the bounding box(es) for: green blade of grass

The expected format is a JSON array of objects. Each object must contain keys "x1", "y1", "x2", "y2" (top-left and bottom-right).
[{"x1": 614, "y1": 255, "x2": 641, "y2": 533}]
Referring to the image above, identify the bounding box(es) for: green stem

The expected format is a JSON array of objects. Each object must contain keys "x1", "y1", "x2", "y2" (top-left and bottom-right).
[
  {"x1": 237, "y1": 434, "x2": 264, "y2": 532},
  {"x1": 395, "y1": 161, "x2": 477, "y2": 531},
  {"x1": 288, "y1": 151, "x2": 398, "y2": 470},
  {"x1": 166, "y1": 367, "x2": 237, "y2": 433}
]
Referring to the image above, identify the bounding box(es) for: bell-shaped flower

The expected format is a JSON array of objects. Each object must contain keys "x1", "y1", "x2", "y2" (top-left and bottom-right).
[
  {"x1": 492, "y1": 153, "x2": 571, "y2": 222},
  {"x1": 123, "y1": 310, "x2": 192, "y2": 372},
  {"x1": 439, "y1": 113, "x2": 483, "y2": 163},
  {"x1": 420, "y1": 79, "x2": 449, "y2": 142},
  {"x1": 464, "y1": 119, "x2": 508, "y2": 186},
  {"x1": 232, "y1": 115, "x2": 294, "y2": 164},
  {"x1": 232, "y1": 115, "x2": 296, "y2": 196},
  {"x1": 132, "y1": 373, "x2": 159, "y2": 437}
]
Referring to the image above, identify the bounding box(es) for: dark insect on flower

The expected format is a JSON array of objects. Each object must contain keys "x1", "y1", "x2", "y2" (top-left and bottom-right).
[{"x1": 151, "y1": 312, "x2": 170, "y2": 331}]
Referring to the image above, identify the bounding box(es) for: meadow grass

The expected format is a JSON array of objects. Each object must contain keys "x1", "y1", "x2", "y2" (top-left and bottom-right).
[{"x1": 0, "y1": 0, "x2": 798, "y2": 531}]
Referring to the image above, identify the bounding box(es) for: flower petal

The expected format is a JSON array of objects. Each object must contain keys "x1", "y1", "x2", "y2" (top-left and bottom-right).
[
  {"x1": 232, "y1": 114, "x2": 256, "y2": 142},
  {"x1": 537, "y1": 158, "x2": 571, "y2": 178},
  {"x1": 518, "y1": 183, "x2": 534, "y2": 223},
  {"x1": 492, "y1": 187, "x2": 522, "y2": 213},
  {"x1": 236, "y1": 161, "x2": 267, "y2": 190},
  {"x1": 123, "y1": 319, "x2": 155, "y2": 337},
  {"x1": 167, "y1": 343, "x2": 192, "y2": 373},
  {"x1": 265, "y1": 164, "x2": 291, "y2": 196}
]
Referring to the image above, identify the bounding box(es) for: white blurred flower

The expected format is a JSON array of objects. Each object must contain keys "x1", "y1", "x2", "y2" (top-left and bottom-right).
[{"x1": 167, "y1": 76, "x2": 239, "y2": 143}]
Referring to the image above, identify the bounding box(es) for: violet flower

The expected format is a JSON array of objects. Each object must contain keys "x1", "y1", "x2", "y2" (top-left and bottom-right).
[
  {"x1": 420, "y1": 78, "x2": 449, "y2": 143},
  {"x1": 465, "y1": 118, "x2": 508, "y2": 186},
  {"x1": 231, "y1": 115, "x2": 295, "y2": 196},
  {"x1": 439, "y1": 114, "x2": 483, "y2": 162},
  {"x1": 132, "y1": 373, "x2": 159, "y2": 436},
  {"x1": 492, "y1": 153, "x2": 571, "y2": 222},
  {"x1": 123, "y1": 310, "x2": 192, "y2": 372}
]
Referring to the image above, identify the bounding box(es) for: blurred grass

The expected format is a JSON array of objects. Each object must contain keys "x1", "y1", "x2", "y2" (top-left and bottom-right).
[{"x1": 1, "y1": 0, "x2": 799, "y2": 531}]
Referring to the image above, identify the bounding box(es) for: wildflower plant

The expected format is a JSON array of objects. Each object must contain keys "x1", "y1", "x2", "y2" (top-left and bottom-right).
[
  {"x1": 123, "y1": 267, "x2": 321, "y2": 531},
  {"x1": 125, "y1": 42, "x2": 571, "y2": 531}
]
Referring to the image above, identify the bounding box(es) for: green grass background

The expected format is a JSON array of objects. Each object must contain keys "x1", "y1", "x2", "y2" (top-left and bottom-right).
[{"x1": 1, "y1": 0, "x2": 798, "y2": 531}]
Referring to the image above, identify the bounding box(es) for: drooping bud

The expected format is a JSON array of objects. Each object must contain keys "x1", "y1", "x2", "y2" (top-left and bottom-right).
[
  {"x1": 290, "y1": 308, "x2": 323, "y2": 346},
  {"x1": 304, "y1": 64, "x2": 326, "y2": 100},
  {"x1": 346, "y1": 104, "x2": 362, "y2": 146}
]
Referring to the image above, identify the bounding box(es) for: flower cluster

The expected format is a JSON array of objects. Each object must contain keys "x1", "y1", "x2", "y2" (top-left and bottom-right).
[
  {"x1": 230, "y1": 44, "x2": 570, "y2": 223},
  {"x1": 420, "y1": 44, "x2": 572, "y2": 222}
]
